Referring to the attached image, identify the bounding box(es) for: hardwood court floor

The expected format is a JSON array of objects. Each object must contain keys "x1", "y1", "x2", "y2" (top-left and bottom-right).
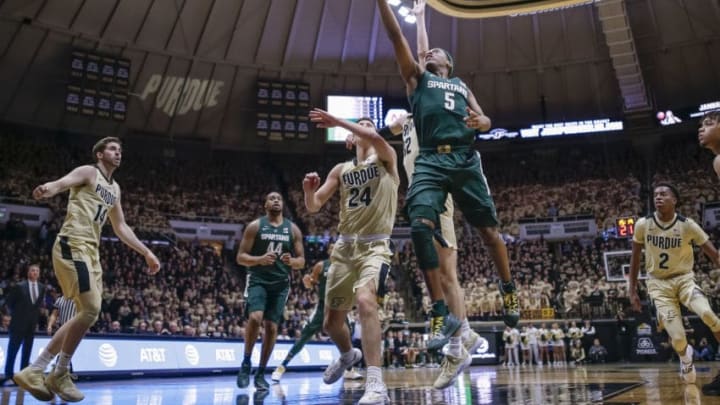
[{"x1": 1, "y1": 362, "x2": 719, "y2": 404}]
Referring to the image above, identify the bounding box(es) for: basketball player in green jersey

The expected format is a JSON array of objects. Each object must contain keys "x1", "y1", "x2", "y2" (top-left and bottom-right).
[
  {"x1": 697, "y1": 109, "x2": 720, "y2": 396},
  {"x1": 629, "y1": 184, "x2": 720, "y2": 386},
  {"x1": 379, "y1": 111, "x2": 481, "y2": 354},
  {"x1": 14, "y1": 137, "x2": 161, "y2": 403},
  {"x1": 377, "y1": 0, "x2": 518, "y2": 388},
  {"x1": 304, "y1": 108, "x2": 398, "y2": 405},
  {"x1": 271, "y1": 243, "x2": 362, "y2": 382},
  {"x1": 236, "y1": 192, "x2": 305, "y2": 390}
]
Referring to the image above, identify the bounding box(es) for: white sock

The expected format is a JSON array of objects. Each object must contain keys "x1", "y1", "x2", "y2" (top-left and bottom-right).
[
  {"x1": 681, "y1": 345, "x2": 693, "y2": 363},
  {"x1": 366, "y1": 366, "x2": 382, "y2": 383},
  {"x1": 448, "y1": 336, "x2": 462, "y2": 357},
  {"x1": 31, "y1": 349, "x2": 56, "y2": 371},
  {"x1": 461, "y1": 319, "x2": 471, "y2": 339},
  {"x1": 55, "y1": 351, "x2": 72, "y2": 374}
]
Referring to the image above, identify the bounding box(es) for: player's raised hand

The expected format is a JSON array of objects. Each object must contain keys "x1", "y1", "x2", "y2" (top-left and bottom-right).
[
  {"x1": 145, "y1": 251, "x2": 161, "y2": 275},
  {"x1": 411, "y1": 0, "x2": 426, "y2": 16},
  {"x1": 345, "y1": 133, "x2": 356, "y2": 150},
  {"x1": 303, "y1": 172, "x2": 321, "y2": 193},
  {"x1": 32, "y1": 184, "x2": 50, "y2": 200},
  {"x1": 309, "y1": 108, "x2": 342, "y2": 128}
]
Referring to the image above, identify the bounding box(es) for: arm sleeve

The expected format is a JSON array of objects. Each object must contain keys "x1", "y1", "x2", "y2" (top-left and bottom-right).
[{"x1": 377, "y1": 126, "x2": 394, "y2": 140}]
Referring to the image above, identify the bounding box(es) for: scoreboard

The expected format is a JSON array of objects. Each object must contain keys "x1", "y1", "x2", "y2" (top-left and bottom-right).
[
  {"x1": 616, "y1": 217, "x2": 635, "y2": 238},
  {"x1": 65, "y1": 50, "x2": 130, "y2": 121}
]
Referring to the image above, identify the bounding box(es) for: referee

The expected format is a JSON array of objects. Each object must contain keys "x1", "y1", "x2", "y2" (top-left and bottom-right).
[
  {"x1": 47, "y1": 295, "x2": 76, "y2": 335},
  {"x1": 47, "y1": 295, "x2": 77, "y2": 373}
]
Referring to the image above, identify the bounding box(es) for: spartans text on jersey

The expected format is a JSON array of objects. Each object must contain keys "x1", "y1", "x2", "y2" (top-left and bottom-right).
[
  {"x1": 260, "y1": 233, "x2": 290, "y2": 242},
  {"x1": 427, "y1": 80, "x2": 468, "y2": 98}
]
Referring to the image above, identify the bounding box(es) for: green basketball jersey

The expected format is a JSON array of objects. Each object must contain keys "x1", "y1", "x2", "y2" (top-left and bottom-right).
[
  {"x1": 248, "y1": 216, "x2": 294, "y2": 284},
  {"x1": 317, "y1": 259, "x2": 331, "y2": 303},
  {"x1": 410, "y1": 71, "x2": 476, "y2": 148}
]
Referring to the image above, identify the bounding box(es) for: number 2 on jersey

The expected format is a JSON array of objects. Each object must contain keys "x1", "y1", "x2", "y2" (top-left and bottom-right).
[
  {"x1": 348, "y1": 187, "x2": 372, "y2": 208},
  {"x1": 658, "y1": 253, "x2": 669, "y2": 269}
]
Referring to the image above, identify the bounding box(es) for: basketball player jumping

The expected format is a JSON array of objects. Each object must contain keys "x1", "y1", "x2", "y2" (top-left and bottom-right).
[{"x1": 304, "y1": 108, "x2": 398, "y2": 404}]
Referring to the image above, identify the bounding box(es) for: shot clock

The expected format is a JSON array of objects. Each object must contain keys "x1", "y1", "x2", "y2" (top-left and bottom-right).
[{"x1": 616, "y1": 217, "x2": 635, "y2": 238}]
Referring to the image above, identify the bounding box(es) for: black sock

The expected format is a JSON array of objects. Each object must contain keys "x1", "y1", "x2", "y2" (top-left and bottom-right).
[
  {"x1": 431, "y1": 300, "x2": 448, "y2": 317},
  {"x1": 243, "y1": 354, "x2": 251, "y2": 365},
  {"x1": 501, "y1": 281, "x2": 516, "y2": 292},
  {"x1": 257, "y1": 366, "x2": 266, "y2": 375}
]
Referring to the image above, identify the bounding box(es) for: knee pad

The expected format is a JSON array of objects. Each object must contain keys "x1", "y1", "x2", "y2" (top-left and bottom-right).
[{"x1": 411, "y1": 219, "x2": 439, "y2": 270}]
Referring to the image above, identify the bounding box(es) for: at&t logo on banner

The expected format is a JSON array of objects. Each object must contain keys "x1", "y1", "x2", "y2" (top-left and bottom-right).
[
  {"x1": 185, "y1": 345, "x2": 200, "y2": 366},
  {"x1": 98, "y1": 343, "x2": 118, "y2": 367}
]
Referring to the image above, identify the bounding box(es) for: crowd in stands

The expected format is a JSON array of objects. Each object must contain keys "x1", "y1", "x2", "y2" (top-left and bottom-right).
[{"x1": 2, "y1": 132, "x2": 720, "y2": 352}]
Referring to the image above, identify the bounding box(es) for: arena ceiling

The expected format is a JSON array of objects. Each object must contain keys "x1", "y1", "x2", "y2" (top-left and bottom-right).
[{"x1": 0, "y1": 0, "x2": 718, "y2": 150}]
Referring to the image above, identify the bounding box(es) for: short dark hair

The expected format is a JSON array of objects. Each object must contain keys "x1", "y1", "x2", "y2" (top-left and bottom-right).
[
  {"x1": 654, "y1": 182, "x2": 680, "y2": 203},
  {"x1": 92, "y1": 137, "x2": 121, "y2": 162},
  {"x1": 439, "y1": 48, "x2": 454, "y2": 76},
  {"x1": 356, "y1": 117, "x2": 376, "y2": 127},
  {"x1": 265, "y1": 191, "x2": 282, "y2": 202},
  {"x1": 704, "y1": 110, "x2": 720, "y2": 124}
]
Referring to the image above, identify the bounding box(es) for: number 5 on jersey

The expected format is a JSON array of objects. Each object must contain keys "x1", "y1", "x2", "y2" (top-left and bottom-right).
[{"x1": 444, "y1": 92, "x2": 455, "y2": 110}]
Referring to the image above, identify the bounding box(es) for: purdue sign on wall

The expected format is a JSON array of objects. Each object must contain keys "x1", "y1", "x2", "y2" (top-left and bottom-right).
[{"x1": 139, "y1": 74, "x2": 224, "y2": 117}]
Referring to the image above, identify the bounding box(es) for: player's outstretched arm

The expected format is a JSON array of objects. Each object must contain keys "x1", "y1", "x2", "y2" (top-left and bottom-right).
[
  {"x1": 376, "y1": 0, "x2": 422, "y2": 90},
  {"x1": 412, "y1": 0, "x2": 429, "y2": 60},
  {"x1": 32, "y1": 165, "x2": 95, "y2": 200},
  {"x1": 309, "y1": 108, "x2": 397, "y2": 177},
  {"x1": 108, "y1": 191, "x2": 161, "y2": 275},
  {"x1": 700, "y1": 240, "x2": 720, "y2": 268},
  {"x1": 304, "y1": 164, "x2": 342, "y2": 213}
]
